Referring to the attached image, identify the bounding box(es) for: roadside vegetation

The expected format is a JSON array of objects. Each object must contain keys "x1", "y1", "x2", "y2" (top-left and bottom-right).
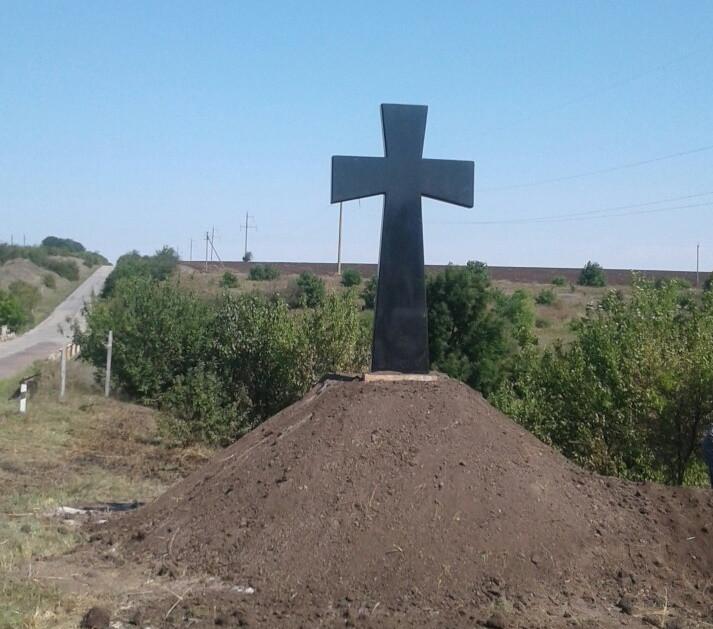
[
  {"x1": 0, "y1": 237, "x2": 108, "y2": 332},
  {"x1": 73, "y1": 253, "x2": 713, "y2": 486},
  {"x1": 0, "y1": 359, "x2": 210, "y2": 628}
]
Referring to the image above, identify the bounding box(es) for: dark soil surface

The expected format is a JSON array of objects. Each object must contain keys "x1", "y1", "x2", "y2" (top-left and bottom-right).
[{"x1": 87, "y1": 376, "x2": 713, "y2": 628}]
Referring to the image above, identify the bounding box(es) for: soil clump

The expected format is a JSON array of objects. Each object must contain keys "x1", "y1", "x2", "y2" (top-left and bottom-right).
[{"x1": 90, "y1": 376, "x2": 713, "y2": 627}]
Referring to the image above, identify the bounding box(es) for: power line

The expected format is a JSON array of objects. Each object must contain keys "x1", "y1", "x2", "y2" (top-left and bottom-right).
[
  {"x1": 439, "y1": 191, "x2": 713, "y2": 225},
  {"x1": 477, "y1": 43, "x2": 713, "y2": 138},
  {"x1": 480, "y1": 144, "x2": 713, "y2": 192}
]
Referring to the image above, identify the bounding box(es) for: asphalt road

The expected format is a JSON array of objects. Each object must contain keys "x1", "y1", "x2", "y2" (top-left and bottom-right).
[{"x1": 0, "y1": 265, "x2": 113, "y2": 379}]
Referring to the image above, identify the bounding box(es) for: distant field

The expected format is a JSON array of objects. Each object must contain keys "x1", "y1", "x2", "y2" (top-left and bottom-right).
[
  {"x1": 178, "y1": 261, "x2": 698, "y2": 347},
  {"x1": 183, "y1": 260, "x2": 704, "y2": 286}
]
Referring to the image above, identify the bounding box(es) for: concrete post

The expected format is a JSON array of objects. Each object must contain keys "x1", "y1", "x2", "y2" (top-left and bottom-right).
[
  {"x1": 60, "y1": 345, "x2": 67, "y2": 398},
  {"x1": 19, "y1": 383, "x2": 27, "y2": 413},
  {"x1": 104, "y1": 330, "x2": 113, "y2": 398}
]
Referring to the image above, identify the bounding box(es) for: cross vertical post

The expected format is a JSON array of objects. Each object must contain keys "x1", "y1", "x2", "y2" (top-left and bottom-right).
[{"x1": 331, "y1": 104, "x2": 474, "y2": 373}]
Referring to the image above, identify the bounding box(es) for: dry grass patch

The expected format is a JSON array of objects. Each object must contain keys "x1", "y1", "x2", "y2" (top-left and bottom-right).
[{"x1": 0, "y1": 360, "x2": 211, "y2": 628}]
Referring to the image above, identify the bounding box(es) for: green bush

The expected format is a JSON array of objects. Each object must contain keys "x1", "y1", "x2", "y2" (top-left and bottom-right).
[
  {"x1": 102, "y1": 247, "x2": 179, "y2": 297},
  {"x1": 76, "y1": 275, "x2": 214, "y2": 403},
  {"x1": 362, "y1": 276, "x2": 377, "y2": 309},
  {"x1": 41, "y1": 236, "x2": 85, "y2": 252},
  {"x1": 535, "y1": 317, "x2": 551, "y2": 328},
  {"x1": 295, "y1": 271, "x2": 325, "y2": 308},
  {"x1": 248, "y1": 264, "x2": 280, "y2": 281},
  {"x1": 0, "y1": 290, "x2": 26, "y2": 329},
  {"x1": 493, "y1": 278, "x2": 713, "y2": 485},
  {"x1": 220, "y1": 271, "x2": 238, "y2": 288},
  {"x1": 43, "y1": 258, "x2": 79, "y2": 281},
  {"x1": 308, "y1": 290, "x2": 371, "y2": 375},
  {"x1": 340, "y1": 268, "x2": 361, "y2": 287},
  {"x1": 578, "y1": 261, "x2": 606, "y2": 287},
  {"x1": 42, "y1": 274, "x2": 56, "y2": 289},
  {"x1": 77, "y1": 275, "x2": 371, "y2": 445},
  {"x1": 535, "y1": 288, "x2": 556, "y2": 305},
  {"x1": 551, "y1": 275, "x2": 566, "y2": 286},
  {"x1": 426, "y1": 261, "x2": 534, "y2": 395}
]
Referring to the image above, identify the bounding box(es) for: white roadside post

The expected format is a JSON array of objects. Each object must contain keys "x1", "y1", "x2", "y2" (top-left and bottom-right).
[
  {"x1": 19, "y1": 383, "x2": 27, "y2": 413},
  {"x1": 104, "y1": 330, "x2": 113, "y2": 398},
  {"x1": 60, "y1": 345, "x2": 67, "y2": 398}
]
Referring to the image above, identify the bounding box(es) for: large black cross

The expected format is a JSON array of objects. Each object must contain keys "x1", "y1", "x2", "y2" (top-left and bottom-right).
[{"x1": 331, "y1": 104, "x2": 474, "y2": 373}]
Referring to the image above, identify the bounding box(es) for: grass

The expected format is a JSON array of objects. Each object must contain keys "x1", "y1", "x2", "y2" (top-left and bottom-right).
[
  {"x1": 31, "y1": 263, "x2": 96, "y2": 325},
  {"x1": 177, "y1": 265, "x2": 635, "y2": 348},
  {"x1": 0, "y1": 359, "x2": 211, "y2": 628}
]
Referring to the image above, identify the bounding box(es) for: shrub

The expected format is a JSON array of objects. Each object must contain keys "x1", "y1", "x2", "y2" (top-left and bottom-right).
[
  {"x1": 42, "y1": 274, "x2": 56, "y2": 289},
  {"x1": 340, "y1": 268, "x2": 361, "y2": 287},
  {"x1": 41, "y1": 236, "x2": 85, "y2": 252},
  {"x1": 44, "y1": 258, "x2": 79, "y2": 281},
  {"x1": 76, "y1": 275, "x2": 215, "y2": 403},
  {"x1": 535, "y1": 288, "x2": 556, "y2": 305},
  {"x1": 551, "y1": 275, "x2": 566, "y2": 286},
  {"x1": 242, "y1": 251, "x2": 253, "y2": 262},
  {"x1": 0, "y1": 290, "x2": 26, "y2": 329},
  {"x1": 493, "y1": 279, "x2": 713, "y2": 485},
  {"x1": 9, "y1": 280, "x2": 40, "y2": 322},
  {"x1": 535, "y1": 317, "x2": 551, "y2": 328},
  {"x1": 427, "y1": 261, "x2": 534, "y2": 395},
  {"x1": 102, "y1": 247, "x2": 179, "y2": 297},
  {"x1": 220, "y1": 271, "x2": 238, "y2": 288},
  {"x1": 308, "y1": 290, "x2": 371, "y2": 375},
  {"x1": 77, "y1": 276, "x2": 371, "y2": 445},
  {"x1": 362, "y1": 276, "x2": 377, "y2": 309},
  {"x1": 248, "y1": 264, "x2": 280, "y2": 281},
  {"x1": 578, "y1": 261, "x2": 606, "y2": 287},
  {"x1": 295, "y1": 271, "x2": 325, "y2": 308}
]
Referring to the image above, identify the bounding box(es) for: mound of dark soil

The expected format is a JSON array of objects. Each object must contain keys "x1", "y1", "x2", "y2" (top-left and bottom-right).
[{"x1": 95, "y1": 376, "x2": 713, "y2": 627}]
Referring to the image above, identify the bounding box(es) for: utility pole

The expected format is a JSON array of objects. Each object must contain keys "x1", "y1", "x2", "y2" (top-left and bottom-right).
[
  {"x1": 241, "y1": 212, "x2": 256, "y2": 259},
  {"x1": 337, "y1": 202, "x2": 344, "y2": 275},
  {"x1": 697, "y1": 243, "x2": 700, "y2": 288},
  {"x1": 189, "y1": 238, "x2": 193, "y2": 261},
  {"x1": 205, "y1": 231, "x2": 209, "y2": 271}
]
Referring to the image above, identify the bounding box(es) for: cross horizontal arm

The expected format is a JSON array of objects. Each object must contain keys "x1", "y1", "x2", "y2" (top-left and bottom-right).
[
  {"x1": 421, "y1": 158, "x2": 474, "y2": 208},
  {"x1": 331, "y1": 156, "x2": 387, "y2": 203}
]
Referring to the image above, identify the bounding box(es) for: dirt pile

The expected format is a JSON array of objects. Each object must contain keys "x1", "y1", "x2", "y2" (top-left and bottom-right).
[{"x1": 96, "y1": 376, "x2": 713, "y2": 627}]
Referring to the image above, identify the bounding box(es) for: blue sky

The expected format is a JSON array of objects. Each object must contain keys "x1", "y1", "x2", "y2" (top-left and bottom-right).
[{"x1": 1, "y1": 1, "x2": 712, "y2": 270}]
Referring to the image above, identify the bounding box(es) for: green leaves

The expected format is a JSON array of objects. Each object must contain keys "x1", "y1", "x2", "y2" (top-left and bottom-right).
[
  {"x1": 76, "y1": 276, "x2": 370, "y2": 445},
  {"x1": 494, "y1": 278, "x2": 713, "y2": 484},
  {"x1": 426, "y1": 261, "x2": 534, "y2": 395}
]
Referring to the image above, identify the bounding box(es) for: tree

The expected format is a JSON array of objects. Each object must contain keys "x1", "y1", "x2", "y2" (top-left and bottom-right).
[
  {"x1": 220, "y1": 271, "x2": 238, "y2": 288},
  {"x1": 41, "y1": 236, "x2": 85, "y2": 252},
  {"x1": 340, "y1": 268, "x2": 361, "y2": 287},
  {"x1": 296, "y1": 271, "x2": 325, "y2": 308},
  {"x1": 426, "y1": 261, "x2": 534, "y2": 395},
  {"x1": 248, "y1": 265, "x2": 280, "y2": 281},
  {"x1": 0, "y1": 290, "x2": 26, "y2": 329},
  {"x1": 493, "y1": 278, "x2": 713, "y2": 485},
  {"x1": 578, "y1": 261, "x2": 606, "y2": 287},
  {"x1": 362, "y1": 276, "x2": 377, "y2": 309}
]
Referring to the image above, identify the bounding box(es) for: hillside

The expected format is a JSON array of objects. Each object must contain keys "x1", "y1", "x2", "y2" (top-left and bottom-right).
[{"x1": 0, "y1": 240, "x2": 108, "y2": 332}]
